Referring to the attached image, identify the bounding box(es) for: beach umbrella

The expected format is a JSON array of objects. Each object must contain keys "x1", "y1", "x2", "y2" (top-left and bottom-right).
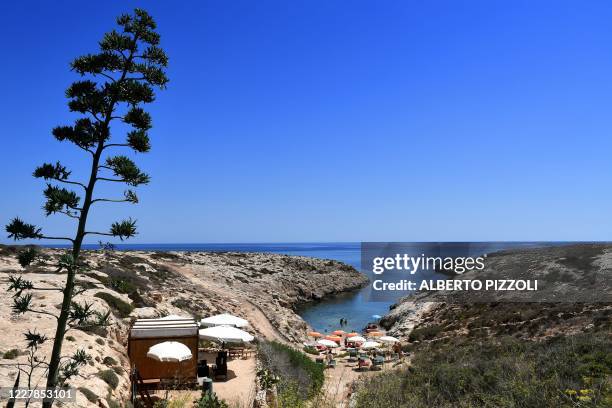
[
  {"x1": 159, "y1": 314, "x2": 191, "y2": 320},
  {"x1": 147, "y1": 341, "x2": 192, "y2": 362},
  {"x1": 332, "y1": 330, "x2": 346, "y2": 336},
  {"x1": 368, "y1": 331, "x2": 383, "y2": 337},
  {"x1": 347, "y1": 336, "x2": 367, "y2": 343},
  {"x1": 308, "y1": 331, "x2": 323, "y2": 338},
  {"x1": 200, "y1": 313, "x2": 249, "y2": 328},
  {"x1": 317, "y1": 339, "x2": 340, "y2": 348},
  {"x1": 325, "y1": 335, "x2": 342, "y2": 343},
  {"x1": 199, "y1": 325, "x2": 254, "y2": 344},
  {"x1": 379, "y1": 336, "x2": 400, "y2": 344},
  {"x1": 346, "y1": 332, "x2": 359, "y2": 337},
  {"x1": 361, "y1": 341, "x2": 381, "y2": 350}
]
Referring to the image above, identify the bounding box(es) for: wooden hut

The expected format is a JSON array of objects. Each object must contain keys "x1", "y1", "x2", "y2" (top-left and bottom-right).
[{"x1": 128, "y1": 317, "x2": 199, "y2": 382}]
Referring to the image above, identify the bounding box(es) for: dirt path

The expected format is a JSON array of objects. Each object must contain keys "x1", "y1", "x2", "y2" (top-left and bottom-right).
[
  {"x1": 317, "y1": 355, "x2": 411, "y2": 407},
  {"x1": 322, "y1": 362, "x2": 363, "y2": 406},
  {"x1": 175, "y1": 263, "x2": 290, "y2": 343},
  {"x1": 164, "y1": 354, "x2": 257, "y2": 408}
]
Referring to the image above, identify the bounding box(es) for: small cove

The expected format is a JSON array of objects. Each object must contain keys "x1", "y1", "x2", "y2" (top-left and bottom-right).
[{"x1": 64, "y1": 241, "x2": 568, "y2": 333}]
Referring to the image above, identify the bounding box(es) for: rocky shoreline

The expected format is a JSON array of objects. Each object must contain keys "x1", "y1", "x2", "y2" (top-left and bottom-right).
[{"x1": 0, "y1": 246, "x2": 368, "y2": 407}]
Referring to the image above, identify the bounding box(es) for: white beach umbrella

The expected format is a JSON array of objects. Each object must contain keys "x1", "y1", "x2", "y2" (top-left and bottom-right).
[
  {"x1": 147, "y1": 341, "x2": 192, "y2": 362},
  {"x1": 379, "y1": 336, "x2": 400, "y2": 344},
  {"x1": 200, "y1": 313, "x2": 249, "y2": 328},
  {"x1": 199, "y1": 325, "x2": 254, "y2": 344},
  {"x1": 346, "y1": 336, "x2": 367, "y2": 343},
  {"x1": 160, "y1": 314, "x2": 191, "y2": 320},
  {"x1": 361, "y1": 341, "x2": 381, "y2": 349},
  {"x1": 317, "y1": 339, "x2": 340, "y2": 348}
]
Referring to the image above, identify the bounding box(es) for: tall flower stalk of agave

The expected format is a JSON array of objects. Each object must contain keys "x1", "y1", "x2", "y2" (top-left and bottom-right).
[{"x1": 5, "y1": 9, "x2": 168, "y2": 407}]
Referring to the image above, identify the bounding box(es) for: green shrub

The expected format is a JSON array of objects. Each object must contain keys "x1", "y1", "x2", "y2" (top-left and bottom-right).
[
  {"x1": 108, "y1": 277, "x2": 137, "y2": 294},
  {"x1": 355, "y1": 332, "x2": 612, "y2": 408},
  {"x1": 302, "y1": 345, "x2": 319, "y2": 355},
  {"x1": 408, "y1": 325, "x2": 444, "y2": 342},
  {"x1": 97, "y1": 369, "x2": 119, "y2": 389},
  {"x1": 17, "y1": 247, "x2": 39, "y2": 267},
  {"x1": 96, "y1": 338, "x2": 105, "y2": 346},
  {"x1": 277, "y1": 382, "x2": 307, "y2": 408},
  {"x1": 106, "y1": 398, "x2": 121, "y2": 408},
  {"x1": 195, "y1": 391, "x2": 228, "y2": 408},
  {"x1": 258, "y1": 341, "x2": 324, "y2": 402},
  {"x1": 94, "y1": 292, "x2": 133, "y2": 318},
  {"x1": 66, "y1": 336, "x2": 76, "y2": 342},
  {"x1": 3, "y1": 349, "x2": 21, "y2": 359},
  {"x1": 78, "y1": 387, "x2": 98, "y2": 403},
  {"x1": 102, "y1": 356, "x2": 117, "y2": 366}
]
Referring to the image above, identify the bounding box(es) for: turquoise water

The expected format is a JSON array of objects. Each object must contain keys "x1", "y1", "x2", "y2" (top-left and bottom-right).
[{"x1": 55, "y1": 241, "x2": 571, "y2": 333}]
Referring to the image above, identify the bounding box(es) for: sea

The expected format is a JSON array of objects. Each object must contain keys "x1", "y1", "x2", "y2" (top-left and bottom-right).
[{"x1": 48, "y1": 241, "x2": 573, "y2": 333}]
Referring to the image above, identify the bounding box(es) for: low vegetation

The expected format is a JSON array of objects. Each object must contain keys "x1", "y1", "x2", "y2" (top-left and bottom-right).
[
  {"x1": 170, "y1": 297, "x2": 204, "y2": 321},
  {"x1": 3, "y1": 348, "x2": 22, "y2": 359},
  {"x1": 77, "y1": 387, "x2": 98, "y2": 403},
  {"x1": 195, "y1": 390, "x2": 229, "y2": 408},
  {"x1": 258, "y1": 341, "x2": 324, "y2": 405},
  {"x1": 150, "y1": 391, "x2": 227, "y2": 408},
  {"x1": 97, "y1": 369, "x2": 120, "y2": 389},
  {"x1": 103, "y1": 356, "x2": 117, "y2": 366},
  {"x1": 94, "y1": 292, "x2": 134, "y2": 318},
  {"x1": 408, "y1": 324, "x2": 444, "y2": 342},
  {"x1": 355, "y1": 332, "x2": 611, "y2": 407},
  {"x1": 408, "y1": 303, "x2": 611, "y2": 341},
  {"x1": 106, "y1": 397, "x2": 121, "y2": 408},
  {"x1": 302, "y1": 345, "x2": 319, "y2": 355},
  {"x1": 87, "y1": 269, "x2": 149, "y2": 307},
  {"x1": 556, "y1": 244, "x2": 604, "y2": 272}
]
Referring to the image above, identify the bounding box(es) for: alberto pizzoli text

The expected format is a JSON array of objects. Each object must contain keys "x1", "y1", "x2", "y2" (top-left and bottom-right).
[{"x1": 372, "y1": 279, "x2": 538, "y2": 292}]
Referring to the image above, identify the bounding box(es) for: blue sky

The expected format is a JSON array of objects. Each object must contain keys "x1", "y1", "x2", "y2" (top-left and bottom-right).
[{"x1": 1, "y1": 0, "x2": 611, "y2": 243}]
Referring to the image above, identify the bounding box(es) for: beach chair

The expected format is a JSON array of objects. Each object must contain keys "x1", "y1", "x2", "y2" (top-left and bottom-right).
[
  {"x1": 365, "y1": 323, "x2": 379, "y2": 333},
  {"x1": 357, "y1": 357, "x2": 370, "y2": 371},
  {"x1": 130, "y1": 367, "x2": 155, "y2": 408},
  {"x1": 197, "y1": 360, "x2": 210, "y2": 378},
  {"x1": 214, "y1": 355, "x2": 228, "y2": 380},
  {"x1": 327, "y1": 359, "x2": 337, "y2": 368},
  {"x1": 371, "y1": 356, "x2": 384, "y2": 370},
  {"x1": 229, "y1": 347, "x2": 244, "y2": 359}
]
